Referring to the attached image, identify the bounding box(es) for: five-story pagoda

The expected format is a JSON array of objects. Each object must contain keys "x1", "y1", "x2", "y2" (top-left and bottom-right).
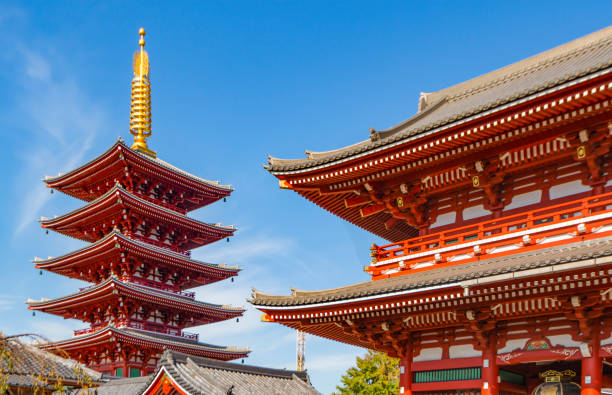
[{"x1": 27, "y1": 28, "x2": 249, "y2": 377}]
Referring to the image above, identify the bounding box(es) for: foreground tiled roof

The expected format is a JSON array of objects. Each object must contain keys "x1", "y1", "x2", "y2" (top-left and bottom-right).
[
  {"x1": 149, "y1": 350, "x2": 319, "y2": 395},
  {"x1": 88, "y1": 350, "x2": 320, "y2": 395},
  {"x1": 267, "y1": 25, "x2": 612, "y2": 172},
  {"x1": 1, "y1": 336, "x2": 102, "y2": 390},
  {"x1": 250, "y1": 235, "x2": 612, "y2": 307}
]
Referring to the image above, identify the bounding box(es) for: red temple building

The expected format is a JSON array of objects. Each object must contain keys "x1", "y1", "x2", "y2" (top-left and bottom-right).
[
  {"x1": 251, "y1": 27, "x2": 612, "y2": 394},
  {"x1": 27, "y1": 28, "x2": 249, "y2": 377}
]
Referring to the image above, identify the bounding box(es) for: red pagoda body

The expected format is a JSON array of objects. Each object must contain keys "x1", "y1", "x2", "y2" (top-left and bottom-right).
[
  {"x1": 252, "y1": 27, "x2": 612, "y2": 394},
  {"x1": 28, "y1": 29, "x2": 249, "y2": 377}
]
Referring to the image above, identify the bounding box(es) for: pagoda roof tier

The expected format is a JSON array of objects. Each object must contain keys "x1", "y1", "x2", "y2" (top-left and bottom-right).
[
  {"x1": 34, "y1": 230, "x2": 239, "y2": 288},
  {"x1": 40, "y1": 325, "x2": 250, "y2": 362},
  {"x1": 266, "y1": 26, "x2": 612, "y2": 174},
  {"x1": 250, "y1": 236, "x2": 612, "y2": 350},
  {"x1": 27, "y1": 276, "x2": 244, "y2": 327},
  {"x1": 44, "y1": 140, "x2": 232, "y2": 212},
  {"x1": 40, "y1": 185, "x2": 236, "y2": 250}
]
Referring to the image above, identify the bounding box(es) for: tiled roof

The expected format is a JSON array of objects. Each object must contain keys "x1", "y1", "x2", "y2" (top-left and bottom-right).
[
  {"x1": 85, "y1": 350, "x2": 320, "y2": 395},
  {"x1": 1, "y1": 336, "x2": 102, "y2": 390},
  {"x1": 266, "y1": 25, "x2": 612, "y2": 173},
  {"x1": 44, "y1": 140, "x2": 232, "y2": 192},
  {"x1": 250, "y1": 236, "x2": 612, "y2": 307},
  {"x1": 40, "y1": 184, "x2": 236, "y2": 233},
  {"x1": 83, "y1": 376, "x2": 150, "y2": 395},
  {"x1": 41, "y1": 326, "x2": 249, "y2": 358},
  {"x1": 26, "y1": 276, "x2": 245, "y2": 315},
  {"x1": 146, "y1": 350, "x2": 320, "y2": 395}
]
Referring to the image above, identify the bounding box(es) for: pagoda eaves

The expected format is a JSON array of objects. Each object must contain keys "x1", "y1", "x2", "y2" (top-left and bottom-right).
[
  {"x1": 44, "y1": 140, "x2": 232, "y2": 212},
  {"x1": 34, "y1": 230, "x2": 238, "y2": 288},
  {"x1": 40, "y1": 185, "x2": 235, "y2": 250},
  {"x1": 39, "y1": 325, "x2": 249, "y2": 368},
  {"x1": 28, "y1": 276, "x2": 244, "y2": 328}
]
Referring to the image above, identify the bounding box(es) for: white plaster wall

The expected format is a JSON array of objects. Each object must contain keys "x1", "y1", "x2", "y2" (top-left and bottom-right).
[
  {"x1": 463, "y1": 205, "x2": 490, "y2": 221},
  {"x1": 414, "y1": 347, "x2": 443, "y2": 362},
  {"x1": 547, "y1": 334, "x2": 582, "y2": 348},
  {"x1": 449, "y1": 344, "x2": 480, "y2": 359},
  {"x1": 601, "y1": 334, "x2": 612, "y2": 346},
  {"x1": 497, "y1": 339, "x2": 528, "y2": 354},
  {"x1": 505, "y1": 190, "x2": 542, "y2": 211},
  {"x1": 549, "y1": 180, "x2": 591, "y2": 200},
  {"x1": 430, "y1": 212, "x2": 457, "y2": 228}
]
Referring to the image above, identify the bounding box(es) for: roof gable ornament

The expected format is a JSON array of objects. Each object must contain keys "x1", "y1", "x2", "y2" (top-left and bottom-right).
[{"x1": 130, "y1": 28, "x2": 156, "y2": 158}]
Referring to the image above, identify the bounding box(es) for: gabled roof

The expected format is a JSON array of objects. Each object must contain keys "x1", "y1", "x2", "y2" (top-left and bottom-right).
[
  {"x1": 44, "y1": 139, "x2": 232, "y2": 211},
  {"x1": 27, "y1": 276, "x2": 244, "y2": 326},
  {"x1": 34, "y1": 230, "x2": 239, "y2": 288},
  {"x1": 250, "y1": 235, "x2": 612, "y2": 308},
  {"x1": 40, "y1": 185, "x2": 236, "y2": 249},
  {"x1": 1, "y1": 336, "x2": 102, "y2": 390},
  {"x1": 41, "y1": 326, "x2": 250, "y2": 361},
  {"x1": 266, "y1": 25, "x2": 612, "y2": 173},
  {"x1": 141, "y1": 350, "x2": 320, "y2": 395}
]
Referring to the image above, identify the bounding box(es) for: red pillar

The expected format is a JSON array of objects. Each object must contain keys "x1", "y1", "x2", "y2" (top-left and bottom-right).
[
  {"x1": 399, "y1": 344, "x2": 413, "y2": 395},
  {"x1": 481, "y1": 334, "x2": 498, "y2": 395},
  {"x1": 581, "y1": 321, "x2": 602, "y2": 395}
]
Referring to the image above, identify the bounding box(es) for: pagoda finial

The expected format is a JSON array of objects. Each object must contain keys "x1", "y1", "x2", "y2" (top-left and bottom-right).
[{"x1": 130, "y1": 27, "x2": 156, "y2": 157}]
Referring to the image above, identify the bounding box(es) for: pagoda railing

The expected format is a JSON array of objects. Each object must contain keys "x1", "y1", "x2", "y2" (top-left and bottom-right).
[
  {"x1": 74, "y1": 323, "x2": 106, "y2": 336},
  {"x1": 124, "y1": 232, "x2": 191, "y2": 257},
  {"x1": 121, "y1": 276, "x2": 196, "y2": 299},
  {"x1": 74, "y1": 321, "x2": 199, "y2": 341},
  {"x1": 123, "y1": 321, "x2": 199, "y2": 341},
  {"x1": 369, "y1": 191, "x2": 612, "y2": 278}
]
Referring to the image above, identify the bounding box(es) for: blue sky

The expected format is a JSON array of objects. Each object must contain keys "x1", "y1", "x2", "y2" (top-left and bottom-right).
[{"x1": 0, "y1": 2, "x2": 610, "y2": 393}]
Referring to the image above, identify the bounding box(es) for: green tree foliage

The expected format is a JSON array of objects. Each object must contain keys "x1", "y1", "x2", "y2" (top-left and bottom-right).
[{"x1": 333, "y1": 350, "x2": 399, "y2": 395}]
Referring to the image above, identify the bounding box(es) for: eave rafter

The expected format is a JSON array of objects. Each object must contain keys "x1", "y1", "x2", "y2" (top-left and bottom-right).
[
  {"x1": 45, "y1": 141, "x2": 232, "y2": 212},
  {"x1": 256, "y1": 262, "x2": 612, "y2": 351},
  {"x1": 40, "y1": 185, "x2": 235, "y2": 250},
  {"x1": 28, "y1": 278, "x2": 244, "y2": 327},
  {"x1": 273, "y1": 77, "x2": 612, "y2": 241}
]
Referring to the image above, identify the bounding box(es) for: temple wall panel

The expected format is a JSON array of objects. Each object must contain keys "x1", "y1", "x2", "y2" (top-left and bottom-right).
[
  {"x1": 414, "y1": 347, "x2": 443, "y2": 362},
  {"x1": 497, "y1": 339, "x2": 528, "y2": 354},
  {"x1": 462, "y1": 204, "x2": 490, "y2": 220},
  {"x1": 449, "y1": 344, "x2": 480, "y2": 359},
  {"x1": 504, "y1": 190, "x2": 542, "y2": 211},
  {"x1": 547, "y1": 334, "x2": 583, "y2": 348},
  {"x1": 549, "y1": 179, "x2": 591, "y2": 199}
]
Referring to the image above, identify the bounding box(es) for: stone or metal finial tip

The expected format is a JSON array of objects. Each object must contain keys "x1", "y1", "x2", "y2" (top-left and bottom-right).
[{"x1": 130, "y1": 27, "x2": 155, "y2": 157}]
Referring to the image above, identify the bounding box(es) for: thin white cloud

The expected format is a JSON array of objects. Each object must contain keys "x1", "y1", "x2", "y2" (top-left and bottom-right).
[{"x1": 9, "y1": 46, "x2": 106, "y2": 235}]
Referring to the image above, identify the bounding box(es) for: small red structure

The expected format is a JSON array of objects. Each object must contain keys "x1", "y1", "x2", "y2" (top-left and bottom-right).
[
  {"x1": 28, "y1": 29, "x2": 249, "y2": 377},
  {"x1": 252, "y1": 27, "x2": 612, "y2": 394}
]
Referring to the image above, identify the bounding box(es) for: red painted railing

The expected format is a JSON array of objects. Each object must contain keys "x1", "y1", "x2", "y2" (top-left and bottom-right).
[
  {"x1": 74, "y1": 321, "x2": 199, "y2": 341},
  {"x1": 120, "y1": 276, "x2": 196, "y2": 299},
  {"x1": 369, "y1": 191, "x2": 612, "y2": 279}
]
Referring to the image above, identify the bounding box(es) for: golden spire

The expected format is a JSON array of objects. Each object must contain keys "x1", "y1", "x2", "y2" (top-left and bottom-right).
[{"x1": 130, "y1": 27, "x2": 155, "y2": 157}]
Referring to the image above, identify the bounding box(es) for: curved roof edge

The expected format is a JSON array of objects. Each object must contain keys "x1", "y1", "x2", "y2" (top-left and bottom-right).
[
  {"x1": 266, "y1": 26, "x2": 612, "y2": 173},
  {"x1": 44, "y1": 139, "x2": 233, "y2": 192}
]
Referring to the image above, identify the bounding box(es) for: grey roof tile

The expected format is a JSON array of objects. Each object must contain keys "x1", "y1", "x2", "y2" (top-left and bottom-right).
[{"x1": 267, "y1": 26, "x2": 612, "y2": 173}]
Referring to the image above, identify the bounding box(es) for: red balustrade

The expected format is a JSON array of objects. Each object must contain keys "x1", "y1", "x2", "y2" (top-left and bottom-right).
[
  {"x1": 119, "y1": 276, "x2": 196, "y2": 299},
  {"x1": 369, "y1": 191, "x2": 612, "y2": 279},
  {"x1": 74, "y1": 321, "x2": 199, "y2": 341}
]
